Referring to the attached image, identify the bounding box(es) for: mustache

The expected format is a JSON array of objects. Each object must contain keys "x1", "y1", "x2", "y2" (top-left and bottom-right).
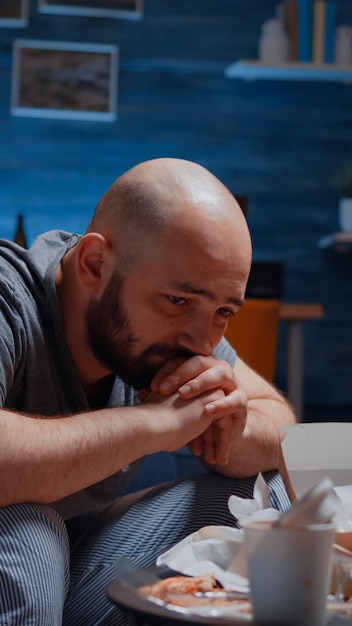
[{"x1": 142, "y1": 344, "x2": 194, "y2": 361}]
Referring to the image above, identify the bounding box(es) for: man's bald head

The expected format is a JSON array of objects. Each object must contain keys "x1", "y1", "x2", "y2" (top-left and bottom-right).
[{"x1": 86, "y1": 157, "x2": 252, "y2": 277}]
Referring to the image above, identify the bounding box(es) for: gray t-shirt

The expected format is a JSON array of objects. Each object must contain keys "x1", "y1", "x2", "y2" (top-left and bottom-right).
[{"x1": 0, "y1": 230, "x2": 236, "y2": 519}]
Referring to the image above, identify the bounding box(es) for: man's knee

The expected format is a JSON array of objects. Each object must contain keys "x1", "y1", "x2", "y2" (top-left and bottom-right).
[{"x1": 0, "y1": 503, "x2": 70, "y2": 625}]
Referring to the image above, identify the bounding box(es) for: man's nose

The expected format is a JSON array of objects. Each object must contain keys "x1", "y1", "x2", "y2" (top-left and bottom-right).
[{"x1": 176, "y1": 321, "x2": 216, "y2": 356}]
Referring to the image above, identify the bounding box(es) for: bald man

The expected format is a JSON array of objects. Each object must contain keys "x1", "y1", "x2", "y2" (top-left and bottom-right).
[{"x1": 0, "y1": 159, "x2": 295, "y2": 625}]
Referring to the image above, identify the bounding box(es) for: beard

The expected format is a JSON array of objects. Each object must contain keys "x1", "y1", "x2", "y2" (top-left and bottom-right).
[{"x1": 85, "y1": 271, "x2": 193, "y2": 390}]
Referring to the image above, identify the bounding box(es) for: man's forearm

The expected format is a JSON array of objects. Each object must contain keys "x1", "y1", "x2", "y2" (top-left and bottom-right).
[
  {"x1": 0, "y1": 406, "x2": 157, "y2": 507},
  {"x1": 0, "y1": 386, "x2": 225, "y2": 508}
]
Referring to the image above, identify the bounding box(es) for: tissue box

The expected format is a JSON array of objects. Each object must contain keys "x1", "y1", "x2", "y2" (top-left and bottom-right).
[{"x1": 279, "y1": 423, "x2": 352, "y2": 501}]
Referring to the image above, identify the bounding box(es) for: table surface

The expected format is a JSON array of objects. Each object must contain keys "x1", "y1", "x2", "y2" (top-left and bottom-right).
[{"x1": 279, "y1": 303, "x2": 323, "y2": 320}]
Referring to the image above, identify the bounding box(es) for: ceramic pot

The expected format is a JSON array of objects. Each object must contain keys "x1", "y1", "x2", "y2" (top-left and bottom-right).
[
  {"x1": 258, "y1": 19, "x2": 289, "y2": 64},
  {"x1": 339, "y1": 197, "x2": 352, "y2": 232}
]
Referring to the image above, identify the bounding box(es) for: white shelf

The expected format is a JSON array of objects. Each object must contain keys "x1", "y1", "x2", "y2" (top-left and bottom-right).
[
  {"x1": 318, "y1": 232, "x2": 352, "y2": 252},
  {"x1": 225, "y1": 60, "x2": 352, "y2": 82}
]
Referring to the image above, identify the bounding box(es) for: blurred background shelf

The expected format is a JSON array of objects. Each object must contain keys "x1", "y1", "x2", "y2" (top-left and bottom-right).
[
  {"x1": 318, "y1": 232, "x2": 352, "y2": 252},
  {"x1": 225, "y1": 60, "x2": 352, "y2": 82}
]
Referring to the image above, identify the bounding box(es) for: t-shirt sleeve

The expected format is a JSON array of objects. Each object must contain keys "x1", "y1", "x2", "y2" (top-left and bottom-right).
[
  {"x1": 213, "y1": 336, "x2": 236, "y2": 368},
  {"x1": 0, "y1": 292, "x2": 25, "y2": 407}
]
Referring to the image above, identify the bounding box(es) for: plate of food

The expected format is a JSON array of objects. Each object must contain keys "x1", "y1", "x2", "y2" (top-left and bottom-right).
[{"x1": 106, "y1": 561, "x2": 253, "y2": 626}]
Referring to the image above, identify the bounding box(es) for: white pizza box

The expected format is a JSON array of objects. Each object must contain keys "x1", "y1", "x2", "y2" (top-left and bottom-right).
[
  {"x1": 279, "y1": 422, "x2": 352, "y2": 502},
  {"x1": 280, "y1": 422, "x2": 352, "y2": 596}
]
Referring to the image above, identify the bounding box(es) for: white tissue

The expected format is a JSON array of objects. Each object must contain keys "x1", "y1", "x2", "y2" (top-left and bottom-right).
[
  {"x1": 156, "y1": 524, "x2": 248, "y2": 590},
  {"x1": 228, "y1": 471, "x2": 281, "y2": 526},
  {"x1": 156, "y1": 473, "x2": 280, "y2": 591}
]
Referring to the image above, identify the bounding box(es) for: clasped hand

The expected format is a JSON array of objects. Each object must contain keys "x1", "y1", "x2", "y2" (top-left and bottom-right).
[{"x1": 146, "y1": 355, "x2": 248, "y2": 466}]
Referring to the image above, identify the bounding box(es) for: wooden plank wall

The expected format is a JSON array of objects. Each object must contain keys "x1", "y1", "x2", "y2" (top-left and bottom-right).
[{"x1": 1, "y1": 0, "x2": 352, "y2": 420}]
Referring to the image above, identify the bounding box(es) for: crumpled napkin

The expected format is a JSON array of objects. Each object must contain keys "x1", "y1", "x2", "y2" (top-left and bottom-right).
[
  {"x1": 157, "y1": 524, "x2": 248, "y2": 590},
  {"x1": 228, "y1": 471, "x2": 281, "y2": 526},
  {"x1": 156, "y1": 472, "x2": 280, "y2": 591}
]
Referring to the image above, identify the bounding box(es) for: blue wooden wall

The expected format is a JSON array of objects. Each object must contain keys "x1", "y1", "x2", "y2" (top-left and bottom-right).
[{"x1": 1, "y1": 0, "x2": 352, "y2": 421}]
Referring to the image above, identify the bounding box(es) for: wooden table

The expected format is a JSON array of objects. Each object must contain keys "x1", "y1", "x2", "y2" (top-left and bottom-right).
[{"x1": 279, "y1": 304, "x2": 323, "y2": 421}]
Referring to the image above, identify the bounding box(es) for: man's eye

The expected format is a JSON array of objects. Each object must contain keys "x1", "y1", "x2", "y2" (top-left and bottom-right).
[
  {"x1": 218, "y1": 308, "x2": 234, "y2": 319},
  {"x1": 168, "y1": 295, "x2": 186, "y2": 305}
]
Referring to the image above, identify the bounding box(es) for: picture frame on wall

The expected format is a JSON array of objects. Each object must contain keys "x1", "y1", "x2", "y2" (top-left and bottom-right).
[
  {"x1": 38, "y1": 0, "x2": 143, "y2": 20},
  {"x1": 11, "y1": 39, "x2": 118, "y2": 122},
  {"x1": 0, "y1": 0, "x2": 29, "y2": 28}
]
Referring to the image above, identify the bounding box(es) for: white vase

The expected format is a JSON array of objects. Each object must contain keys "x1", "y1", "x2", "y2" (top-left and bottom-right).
[
  {"x1": 258, "y1": 19, "x2": 289, "y2": 64},
  {"x1": 338, "y1": 197, "x2": 352, "y2": 232}
]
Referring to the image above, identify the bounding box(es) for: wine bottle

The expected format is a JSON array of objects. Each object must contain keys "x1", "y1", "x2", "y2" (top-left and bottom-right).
[{"x1": 13, "y1": 213, "x2": 27, "y2": 248}]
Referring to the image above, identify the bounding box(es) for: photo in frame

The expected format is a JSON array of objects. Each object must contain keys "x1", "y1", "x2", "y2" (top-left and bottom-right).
[
  {"x1": 0, "y1": 0, "x2": 29, "y2": 27},
  {"x1": 11, "y1": 39, "x2": 118, "y2": 122},
  {"x1": 38, "y1": 0, "x2": 143, "y2": 20}
]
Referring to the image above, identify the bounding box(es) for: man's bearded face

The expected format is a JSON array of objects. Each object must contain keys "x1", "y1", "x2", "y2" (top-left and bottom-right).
[{"x1": 85, "y1": 271, "x2": 192, "y2": 390}]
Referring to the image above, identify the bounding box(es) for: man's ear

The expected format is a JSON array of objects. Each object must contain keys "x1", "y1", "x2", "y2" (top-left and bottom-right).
[{"x1": 76, "y1": 233, "x2": 112, "y2": 291}]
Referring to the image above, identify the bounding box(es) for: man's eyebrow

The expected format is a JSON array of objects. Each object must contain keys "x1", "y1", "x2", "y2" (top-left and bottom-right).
[{"x1": 170, "y1": 281, "x2": 244, "y2": 308}]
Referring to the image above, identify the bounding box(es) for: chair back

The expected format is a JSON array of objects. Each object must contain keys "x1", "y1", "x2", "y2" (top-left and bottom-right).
[{"x1": 224, "y1": 298, "x2": 280, "y2": 382}]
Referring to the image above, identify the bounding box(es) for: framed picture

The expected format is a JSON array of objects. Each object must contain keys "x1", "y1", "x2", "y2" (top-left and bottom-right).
[
  {"x1": 38, "y1": 0, "x2": 143, "y2": 20},
  {"x1": 0, "y1": 0, "x2": 29, "y2": 27},
  {"x1": 11, "y1": 39, "x2": 118, "y2": 122}
]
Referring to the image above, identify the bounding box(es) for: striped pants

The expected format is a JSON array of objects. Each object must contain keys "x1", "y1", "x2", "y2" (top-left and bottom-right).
[{"x1": 0, "y1": 471, "x2": 290, "y2": 625}]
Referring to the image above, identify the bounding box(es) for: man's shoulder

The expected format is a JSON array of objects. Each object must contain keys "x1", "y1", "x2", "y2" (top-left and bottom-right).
[
  {"x1": 29, "y1": 230, "x2": 80, "y2": 257},
  {"x1": 0, "y1": 230, "x2": 79, "y2": 301},
  {"x1": 0, "y1": 230, "x2": 79, "y2": 263}
]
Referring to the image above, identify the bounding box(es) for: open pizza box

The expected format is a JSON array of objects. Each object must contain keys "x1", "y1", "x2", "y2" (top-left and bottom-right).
[
  {"x1": 279, "y1": 423, "x2": 352, "y2": 595},
  {"x1": 279, "y1": 422, "x2": 352, "y2": 501}
]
